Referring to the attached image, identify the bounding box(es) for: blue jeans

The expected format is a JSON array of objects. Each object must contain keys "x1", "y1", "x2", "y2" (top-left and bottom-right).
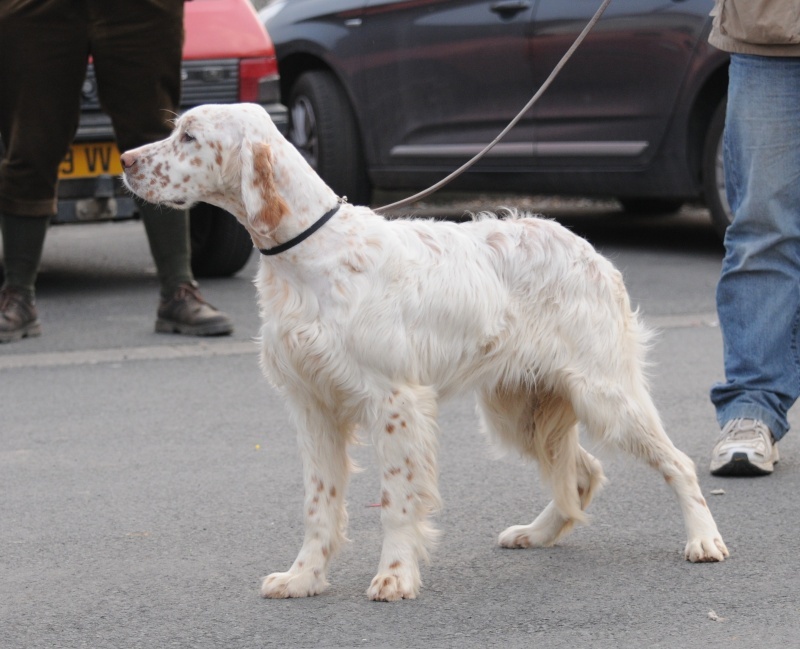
[{"x1": 710, "y1": 54, "x2": 800, "y2": 441}]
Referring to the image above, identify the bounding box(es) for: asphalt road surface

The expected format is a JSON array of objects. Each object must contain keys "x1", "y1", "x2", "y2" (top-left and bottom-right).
[{"x1": 2, "y1": 201, "x2": 799, "y2": 649}]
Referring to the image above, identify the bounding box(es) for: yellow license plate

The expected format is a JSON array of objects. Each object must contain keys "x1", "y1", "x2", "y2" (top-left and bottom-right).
[{"x1": 59, "y1": 142, "x2": 123, "y2": 179}]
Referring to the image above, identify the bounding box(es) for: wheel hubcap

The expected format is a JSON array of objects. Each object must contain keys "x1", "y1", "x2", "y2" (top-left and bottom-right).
[{"x1": 290, "y1": 96, "x2": 318, "y2": 169}]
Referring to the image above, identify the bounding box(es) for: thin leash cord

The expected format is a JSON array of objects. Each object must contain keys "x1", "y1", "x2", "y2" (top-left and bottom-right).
[{"x1": 375, "y1": 0, "x2": 612, "y2": 214}]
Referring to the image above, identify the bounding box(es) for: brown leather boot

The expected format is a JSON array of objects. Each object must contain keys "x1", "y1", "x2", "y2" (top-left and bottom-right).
[
  {"x1": 0, "y1": 286, "x2": 42, "y2": 343},
  {"x1": 155, "y1": 281, "x2": 233, "y2": 336}
]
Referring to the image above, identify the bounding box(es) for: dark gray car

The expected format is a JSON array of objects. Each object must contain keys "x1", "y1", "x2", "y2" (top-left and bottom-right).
[{"x1": 260, "y1": 0, "x2": 731, "y2": 236}]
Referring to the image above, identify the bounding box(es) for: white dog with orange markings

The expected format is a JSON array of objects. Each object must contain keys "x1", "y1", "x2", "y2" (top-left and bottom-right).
[{"x1": 121, "y1": 103, "x2": 728, "y2": 602}]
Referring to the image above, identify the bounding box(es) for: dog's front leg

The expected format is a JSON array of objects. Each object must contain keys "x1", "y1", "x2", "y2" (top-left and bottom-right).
[
  {"x1": 261, "y1": 407, "x2": 352, "y2": 598},
  {"x1": 367, "y1": 385, "x2": 442, "y2": 601}
]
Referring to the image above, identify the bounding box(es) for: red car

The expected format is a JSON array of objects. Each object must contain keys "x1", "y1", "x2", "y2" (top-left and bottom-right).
[{"x1": 54, "y1": 0, "x2": 287, "y2": 277}]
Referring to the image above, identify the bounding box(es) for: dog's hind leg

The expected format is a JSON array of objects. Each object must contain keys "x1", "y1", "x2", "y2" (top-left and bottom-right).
[
  {"x1": 366, "y1": 384, "x2": 442, "y2": 601},
  {"x1": 478, "y1": 388, "x2": 606, "y2": 549},
  {"x1": 553, "y1": 269, "x2": 727, "y2": 562},
  {"x1": 261, "y1": 402, "x2": 354, "y2": 598},
  {"x1": 571, "y1": 376, "x2": 729, "y2": 562},
  {"x1": 498, "y1": 442, "x2": 605, "y2": 549}
]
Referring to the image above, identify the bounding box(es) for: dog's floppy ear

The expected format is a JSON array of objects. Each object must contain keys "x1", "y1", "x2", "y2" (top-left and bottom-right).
[{"x1": 240, "y1": 139, "x2": 289, "y2": 233}]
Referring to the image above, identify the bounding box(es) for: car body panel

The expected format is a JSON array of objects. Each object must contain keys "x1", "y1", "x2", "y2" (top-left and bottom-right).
[
  {"x1": 528, "y1": 0, "x2": 707, "y2": 166},
  {"x1": 263, "y1": 0, "x2": 729, "y2": 207},
  {"x1": 184, "y1": 0, "x2": 276, "y2": 60},
  {"x1": 356, "y1": 0, "x2": 537, "y2": 168}
]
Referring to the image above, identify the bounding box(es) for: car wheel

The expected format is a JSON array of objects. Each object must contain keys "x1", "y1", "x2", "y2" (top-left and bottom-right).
[
  {"x1": 190, "y1": 203, "x2": 253, "y2": 278},
  {"x1": 703, "y1": 99, "x2": 731, "y2": 240},
  {"x1": 618, "y1": 198, "x2": 684, "y2": 216},
  {"x1": 288, "y1": 70, "x2": 371, "y2": 205}
]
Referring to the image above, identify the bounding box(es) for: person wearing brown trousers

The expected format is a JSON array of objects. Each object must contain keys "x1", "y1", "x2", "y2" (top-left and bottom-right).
[{"x1": 0, "y1": 0, "x2": 233, "y2": 343}]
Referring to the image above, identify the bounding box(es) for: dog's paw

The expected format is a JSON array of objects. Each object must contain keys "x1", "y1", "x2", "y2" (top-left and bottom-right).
[
  {"x1": 367, "y1": 569, "x2": 420, "y2": 602},
  {"x1": 260, "y1": 569, "x2": 329, "y2": 598},
  {"x1": 498, "y1": 524, "x2": 553, "y2": 549},
  {"x1": 684, "y1": 536, "x2": 729, "y2": 563}
]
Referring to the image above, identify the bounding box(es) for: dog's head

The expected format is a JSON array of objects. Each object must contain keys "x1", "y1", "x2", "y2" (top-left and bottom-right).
[{"x1": 121, "y1": 103, "x2": 293, "y2": 238}]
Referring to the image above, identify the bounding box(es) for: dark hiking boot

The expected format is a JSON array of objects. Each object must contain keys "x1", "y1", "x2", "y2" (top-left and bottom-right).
[
  {"x1": 0, "y1": 286, "x2": 42, "y2": 343},
  {"x1": 156, "y1": 281, "x2": 233, "y2": 336}
]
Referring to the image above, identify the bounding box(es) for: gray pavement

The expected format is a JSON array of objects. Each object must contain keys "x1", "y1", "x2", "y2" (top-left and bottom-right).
[{"x1": 2, "y1": 203, "x2": 799, "y2": 648}]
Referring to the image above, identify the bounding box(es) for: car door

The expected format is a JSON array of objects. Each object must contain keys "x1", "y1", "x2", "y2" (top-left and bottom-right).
[
  {"x1": 355, "y1": 0, "x2": 536, "y2": 174},
  {"x1": 528, "y1": 0, "x2": 712, "y2": 167}
]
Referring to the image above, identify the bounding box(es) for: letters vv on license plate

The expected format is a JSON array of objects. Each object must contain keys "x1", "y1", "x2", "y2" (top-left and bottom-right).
[{"x1": 59, "y1": 142, "x2": 123, "y2": 179}]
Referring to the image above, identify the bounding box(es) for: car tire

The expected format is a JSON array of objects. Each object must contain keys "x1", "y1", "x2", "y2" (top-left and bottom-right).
[
  {"x1": 288, "y1": 70, "x2": 371, "y2": 205},
  {"x1": 189, "y1": 203, "x2": 253, "y2": 278},
  {"x1": 618, "y1": 198, "x2": 684, "y2": 216},
  {"x1": 703, "y1": 99, "x2": 731, "y2": 240}
]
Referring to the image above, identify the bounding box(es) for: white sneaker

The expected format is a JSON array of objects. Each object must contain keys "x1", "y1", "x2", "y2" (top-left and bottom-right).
[{"x1": 710, "y1": 418, "x2": 779, "y2": 476}]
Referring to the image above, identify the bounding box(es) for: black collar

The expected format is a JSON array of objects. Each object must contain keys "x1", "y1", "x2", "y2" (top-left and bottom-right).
[{"x1": 258, "y1": 204, "x2": 341, "y2": 256}]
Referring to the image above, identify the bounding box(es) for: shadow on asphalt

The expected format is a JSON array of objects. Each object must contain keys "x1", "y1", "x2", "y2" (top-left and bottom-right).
[
  {"x1": 549, "y1": 206, "x2": 724, "y2": 256},
  {"x1": 380, "y1": 192, "x2": 725, "y2": 256}
]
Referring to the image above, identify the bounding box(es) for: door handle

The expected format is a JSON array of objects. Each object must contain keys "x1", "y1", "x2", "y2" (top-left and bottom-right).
[{"x1": 490, "y1": 0, "x2": 531, "y2": 18}]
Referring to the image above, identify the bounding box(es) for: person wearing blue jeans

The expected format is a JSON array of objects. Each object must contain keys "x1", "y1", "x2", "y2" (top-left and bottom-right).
[{"x1": 708, "y1": 0, "x2": 800, "y2": 476}]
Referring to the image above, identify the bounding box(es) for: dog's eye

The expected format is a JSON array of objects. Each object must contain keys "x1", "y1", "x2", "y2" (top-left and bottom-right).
[{"x1": 181, "y1": 132, "x2": 196, "y2": 143}]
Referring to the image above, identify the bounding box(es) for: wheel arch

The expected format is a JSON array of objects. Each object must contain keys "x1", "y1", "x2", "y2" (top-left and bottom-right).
[
  {"x1": 685, "y1": 60, "x2": 729, "y2": 187},
  {"x1": 277, "y1": 53, "x2": 365, "y2": 135},
  {"x1": 277, "y1": 52, "x2": 329, "y2": 104},
  {"x1": 277, "y1": 59, "x2": 372, "y2": 203}
]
